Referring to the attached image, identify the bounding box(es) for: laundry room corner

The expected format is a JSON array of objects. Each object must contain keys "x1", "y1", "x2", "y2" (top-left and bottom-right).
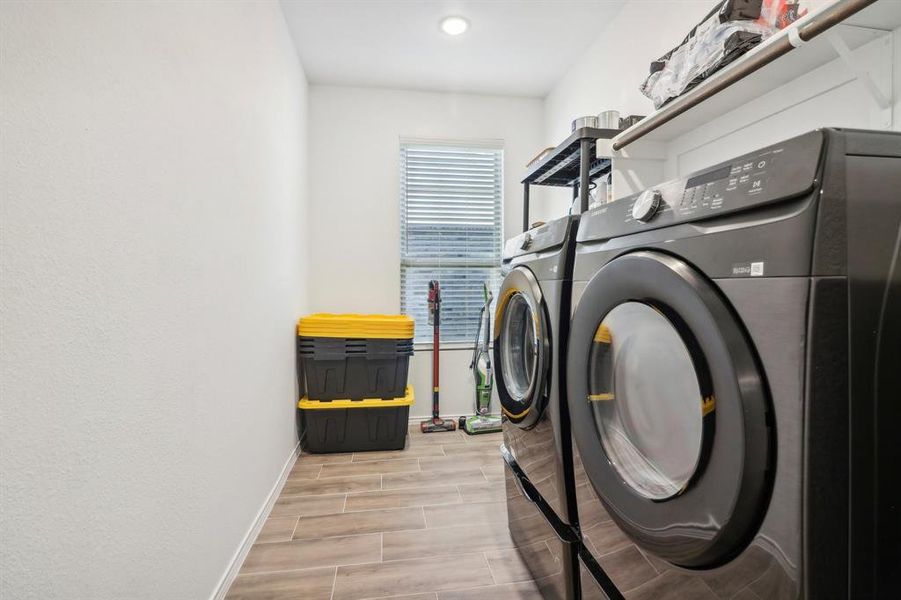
[{"x1": 304, "y1": 84, "x2": 549, "y2": 419}]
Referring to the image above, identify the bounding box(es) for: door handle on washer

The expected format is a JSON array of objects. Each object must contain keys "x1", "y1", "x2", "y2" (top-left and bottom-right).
[
  {"x1": 501, "y1": 445, "x2": 625, "y2": 600},
  {"x1": 500, "y1": 444, "x2": 578, "y2": 545},
  {"x1": 500, "y1": 444, "x2": 538, "y2": 503},
  {"x1": 511, "y1": 471, "x2": 535, "y2": 503}
]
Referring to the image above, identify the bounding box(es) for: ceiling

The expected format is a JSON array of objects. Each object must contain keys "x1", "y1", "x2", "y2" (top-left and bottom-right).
[{"x1": 279, "y1": 1, "x2": 626, "y2": 98}]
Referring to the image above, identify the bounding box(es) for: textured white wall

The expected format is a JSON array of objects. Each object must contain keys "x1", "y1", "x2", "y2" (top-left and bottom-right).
[
  {"x1": 307, "y1": 85, "x2": 545, "y2": 418},
  {"x1": 0, "y1": 2, "x2": 308, "y2": 599}
]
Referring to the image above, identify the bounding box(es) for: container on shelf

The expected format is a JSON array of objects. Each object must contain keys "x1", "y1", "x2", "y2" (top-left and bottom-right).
[
  {"x1": 298, "y1": 386, "x2": 414, "y2": 453},
  {"x1": 571, "y1": 115, "x2": 600, "y2": 131},
  {"x1": 596, "y1": 110, "x2": 620, "y2": 129},
  {"x1": 297, "y1": 313, "x2": 414, "y2": 401}
]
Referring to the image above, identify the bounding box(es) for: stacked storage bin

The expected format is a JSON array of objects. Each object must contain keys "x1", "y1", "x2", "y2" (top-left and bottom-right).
[{"x1": 297, "y1": 314, "x2": 414, "y2": 453}]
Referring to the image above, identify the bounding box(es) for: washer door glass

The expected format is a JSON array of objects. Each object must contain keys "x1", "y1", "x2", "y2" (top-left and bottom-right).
[
  {"x1": 589, "y1": 302, "x2": 703, "y2": 500},
  {"x1": 567, "y1": 251, "x2": 772, "y2": 567},
  {"x1": 500, "y1": 292, "x2": 538, "y2": 402}
]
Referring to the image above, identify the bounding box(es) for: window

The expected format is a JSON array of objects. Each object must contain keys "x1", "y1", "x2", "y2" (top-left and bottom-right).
[{"x1": 400, "y1": 142, "x2": 504, "y2": 344}]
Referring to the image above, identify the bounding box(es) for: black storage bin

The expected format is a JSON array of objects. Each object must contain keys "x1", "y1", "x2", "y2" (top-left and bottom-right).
[
  {"x1": 296, "y1": 313, "x2": 415, "y2": 401},
  {"x1": 297, "y1": 337, "x2": 413, "y2": 400},
  {"x1": 299, "y1": 387, "x2": 413, "y2": 453}
]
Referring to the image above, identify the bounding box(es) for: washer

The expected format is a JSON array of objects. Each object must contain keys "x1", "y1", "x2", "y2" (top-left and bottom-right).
[
  {"x1": 566, "y1": 129, "x2": 901, "y2": 599},
  {"x1": 495, "y1": 214, "x2": 582, "y2": 600}
]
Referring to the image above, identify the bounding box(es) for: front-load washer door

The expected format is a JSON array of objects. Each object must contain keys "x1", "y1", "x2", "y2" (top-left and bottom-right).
[
  {"x1": 494, "y1": 266, "x2": 551, "y2": 430},
  {"x1": 567, "y1": 251, "x2": 773, "y2": 569}
]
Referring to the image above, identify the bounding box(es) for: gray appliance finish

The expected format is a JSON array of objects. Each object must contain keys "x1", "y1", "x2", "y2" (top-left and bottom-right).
[
  {"x1": 495, "y1": 215, "x2": 583, "y2": 600},
  {"x1": 566, "y1": 129, "x2": 900, "y2": 599}
]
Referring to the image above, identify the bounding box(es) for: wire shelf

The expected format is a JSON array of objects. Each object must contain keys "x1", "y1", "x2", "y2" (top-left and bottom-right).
[{"x1": 522, "y1": 127, "x2": 618, "y2": 187}]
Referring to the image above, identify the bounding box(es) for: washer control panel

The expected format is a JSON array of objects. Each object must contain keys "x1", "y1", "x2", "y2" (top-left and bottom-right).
[
  {"x1": 504, "y1": 214, "x2": 576, "y2": 260},
  {"x1": 578, "y1": 130, "x2": 824, "y2": 243}
]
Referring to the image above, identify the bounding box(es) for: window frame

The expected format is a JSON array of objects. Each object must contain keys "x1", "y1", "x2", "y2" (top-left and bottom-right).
[{"x1": 398, "y1": 137, "x2": 505, "y2": 348}]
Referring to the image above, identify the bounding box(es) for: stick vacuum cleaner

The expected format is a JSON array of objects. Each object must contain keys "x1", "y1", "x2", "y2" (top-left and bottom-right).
[
  {"x1": 420, "y1": 280, "x2": 456, "y2": 433},
  {"x1": 461, "y1": 282, "x2": 502, "y2": 435}
]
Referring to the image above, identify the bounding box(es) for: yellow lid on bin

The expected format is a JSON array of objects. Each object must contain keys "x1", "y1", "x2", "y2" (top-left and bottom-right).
[
  {"x1": 297, "y1": 313, "x2": 414, "y2": 339},
  {"x1": 298, "y1": 386, "x2": 414, "y2": 409}
]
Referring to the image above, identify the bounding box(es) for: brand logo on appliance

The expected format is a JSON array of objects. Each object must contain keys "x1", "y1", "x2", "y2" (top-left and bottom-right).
[{"x1": 732, "y1": 262, "x2": 765, "y2": 277}]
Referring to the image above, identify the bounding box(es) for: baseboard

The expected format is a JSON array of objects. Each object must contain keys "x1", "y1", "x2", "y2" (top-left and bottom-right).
[
  {"x1": 409, "y1": 413, "x2": 500, "y2": 422},
  {"x1": 209, "y1": 440, "x2": 299, "y2": 600},
  {"x1": 409, "y1": 413, "x2": 466, "y2": 422}
]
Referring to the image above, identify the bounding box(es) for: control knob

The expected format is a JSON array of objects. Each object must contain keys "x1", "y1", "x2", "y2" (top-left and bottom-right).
[
  {"x1": 520, "y1": 232, "x2": 533, "y2": 250},
  {"x1": 632, "y1": 189, "x2": 662, "y2": 222}
]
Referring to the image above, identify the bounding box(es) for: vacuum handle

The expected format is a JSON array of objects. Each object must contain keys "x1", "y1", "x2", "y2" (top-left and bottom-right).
[
  {"x1": 429, "y1": 280, "x2": 441, "y2": 419},
  {"x1": 470, "y1": 304, "x2": 485, "y2": 370}
]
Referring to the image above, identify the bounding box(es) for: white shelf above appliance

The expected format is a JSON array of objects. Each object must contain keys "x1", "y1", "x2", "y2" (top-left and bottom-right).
[{"x1": 612, "y1": 0, "x2": 897, "y2": 151}]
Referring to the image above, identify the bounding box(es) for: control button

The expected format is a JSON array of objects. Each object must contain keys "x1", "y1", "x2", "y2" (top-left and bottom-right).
[
  {"x1": 749, "y1": 180, "x2": 763, "y2": 195},
  {"x1": 520, "y1": 233, "x2": 533, "y2": 250},
  {"x1": 757, "y1": 160, "x2": 766, "y2": 169},
  {"x1": 632, "y1": 189, "x2": 662, "y2": 222}
]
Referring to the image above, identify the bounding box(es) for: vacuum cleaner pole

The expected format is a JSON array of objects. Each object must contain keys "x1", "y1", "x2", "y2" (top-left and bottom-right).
[
  {"x1": 421, "y1": 280, "x2": 456, "y2": 433},
  {"x1": 431, "y1": 281, "x2": 440, "y2": 419},
  {"x1": 461, "y1": 282, "x2": 501, "y2": 435}
]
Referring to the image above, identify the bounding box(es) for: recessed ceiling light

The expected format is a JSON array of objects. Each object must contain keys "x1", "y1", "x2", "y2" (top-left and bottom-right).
[{"x1": 439, "y1": 16, "x2": 469, "y2": 36}]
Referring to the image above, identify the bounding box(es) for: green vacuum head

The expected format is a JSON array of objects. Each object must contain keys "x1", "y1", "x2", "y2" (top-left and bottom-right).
[{"x1": 463, "y1": 415, "x2": 502, "y2": 435}]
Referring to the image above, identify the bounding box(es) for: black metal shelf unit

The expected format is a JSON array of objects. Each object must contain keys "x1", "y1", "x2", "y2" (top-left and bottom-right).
[{"x1": 520, "y1": 127, "x2": 617, "y2": 232}]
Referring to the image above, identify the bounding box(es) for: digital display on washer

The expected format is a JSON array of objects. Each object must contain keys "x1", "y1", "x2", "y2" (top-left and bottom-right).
[{"x1": 686, "y1": 165, "x2": 732, "y2": 189}]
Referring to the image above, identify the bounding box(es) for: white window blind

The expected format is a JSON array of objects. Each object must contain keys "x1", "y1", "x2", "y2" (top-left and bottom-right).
[{"x1": 400, "y1": 143, "x2": 503, "y2": 344}]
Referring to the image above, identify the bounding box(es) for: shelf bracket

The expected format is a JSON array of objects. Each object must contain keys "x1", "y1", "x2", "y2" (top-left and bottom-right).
[{"x1": 826, "y1": 29, "x2": 891, "y2": 111}]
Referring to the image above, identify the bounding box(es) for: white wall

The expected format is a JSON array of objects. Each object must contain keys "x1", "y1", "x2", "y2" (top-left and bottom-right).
[
  {"x1": 0, "y1": 3, "x2": 308, "y2": 599},
  {"x1": 544, "y1": 1, "x2": 712, "y2": 144},
  {"x1": 539, "y1": 0, "x2": 713, "y2": 217},
  {"x1": 307, "y1": 85, "x2": 545, "y2": 418},
  {"x1": 542, "y1": 0, "x2": 900, "y2": 216}
]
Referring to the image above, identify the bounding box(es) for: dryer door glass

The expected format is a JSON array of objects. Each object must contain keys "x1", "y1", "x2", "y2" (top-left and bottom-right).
[
  {"x1": 494, "y1": 266, "x2": 550, "y2": 429},
  {"x1": 589, "y1": 302, "x2": 703, "y2": 500},
  {"x1": 500, "y1": 292, "x2": 538, "y2": 402},
  {"x1": 567, "y1": 251, "x2": 772, "y2": 568}
]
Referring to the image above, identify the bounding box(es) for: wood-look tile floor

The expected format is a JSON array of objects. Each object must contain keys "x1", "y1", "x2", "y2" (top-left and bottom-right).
[{"x1": 227, "y1": 426, "x2": 544, "y2": 600}]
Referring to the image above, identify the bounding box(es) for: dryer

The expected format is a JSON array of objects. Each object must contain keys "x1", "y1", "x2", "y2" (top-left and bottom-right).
[
  {"x1": 566, "y1": 129, "x2": 900, "y2": 599},
  {"x1": 496, "y1": 214, "x2": 582, "y2": 600}
]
